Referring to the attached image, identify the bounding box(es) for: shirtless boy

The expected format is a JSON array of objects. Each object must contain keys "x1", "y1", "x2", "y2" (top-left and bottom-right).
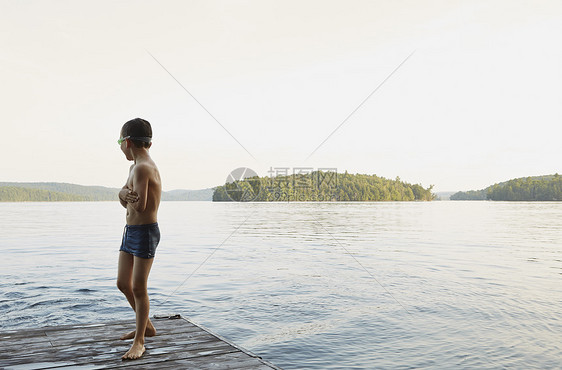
[{"x1": 116, "y1": 118, "x2": 162, "y2": 360}]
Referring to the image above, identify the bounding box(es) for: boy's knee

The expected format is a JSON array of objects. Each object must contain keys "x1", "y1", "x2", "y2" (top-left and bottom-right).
[
  {"x1": 116, "y1": 279, "x2": 131, "y2": 293},
  {"x1": 132, "y1": 283, "x2": 147, "y2": 298}
]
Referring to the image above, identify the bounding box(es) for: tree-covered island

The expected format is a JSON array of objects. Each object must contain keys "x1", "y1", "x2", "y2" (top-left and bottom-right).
[
  {"x1": 451, "y1": 174, "x2": 562, "y2": 201},
  {"x1": 213, "y1": 171, "x2": 435, "y2": 201}
]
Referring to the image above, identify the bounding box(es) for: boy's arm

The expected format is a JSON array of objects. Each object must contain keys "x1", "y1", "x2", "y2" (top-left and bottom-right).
[
  {"x1": 118, "y1": 185, "x2": 135, "y2": 208},
  {"x1": 129, "y1": 164, "x2": 150, "y2": 213},
  {"x1": 118, "y1": 165, "x2": 139, "y2": 208}
]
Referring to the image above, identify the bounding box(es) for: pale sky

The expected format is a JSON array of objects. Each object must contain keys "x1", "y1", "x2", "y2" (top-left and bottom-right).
[{"x1": 1, "y1": 0, "x2": 561, "y2": 192}]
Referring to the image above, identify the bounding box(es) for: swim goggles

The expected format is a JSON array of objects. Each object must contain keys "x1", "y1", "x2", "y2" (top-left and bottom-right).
[{"x1": 118, "y1": 136, "x2": 152, "y2": 145}]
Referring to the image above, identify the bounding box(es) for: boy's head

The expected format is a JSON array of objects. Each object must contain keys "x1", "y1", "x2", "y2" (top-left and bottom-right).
[{"x1": 121, "y1": 118, "x2": 153, "y2": 148}]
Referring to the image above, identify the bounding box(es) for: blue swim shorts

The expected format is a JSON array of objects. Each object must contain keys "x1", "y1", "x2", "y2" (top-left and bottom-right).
[{"x1": 120, "y1": 223, "x2": 160, "y2": 259}]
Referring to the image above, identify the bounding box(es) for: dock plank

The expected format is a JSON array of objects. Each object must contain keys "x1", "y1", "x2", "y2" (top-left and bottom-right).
[
  {"x1": 0, "y1": 319, "x2": 208, "y2": 359},
  {"x1": 125, "y1": 351, "x2": 277, "y2": 369},
  {"x1": 0, "y1": 315, "x2": 280, "y2": 369},
  {"x1": 1, "y1": 340, "x2": 236, "y2": 369}
]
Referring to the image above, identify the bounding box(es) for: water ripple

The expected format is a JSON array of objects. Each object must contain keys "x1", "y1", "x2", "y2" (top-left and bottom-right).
[{"x1": 1, "y1": 201, "x2": 561, "y2": 369}]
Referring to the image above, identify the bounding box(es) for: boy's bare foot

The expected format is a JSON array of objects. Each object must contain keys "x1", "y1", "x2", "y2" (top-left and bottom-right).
[
  {"x1": 120, "y1": 321, "x2": 157, "y2": 340},
  {"x1": 122, "y1": 342, "x2": 145, "y2": 360}
]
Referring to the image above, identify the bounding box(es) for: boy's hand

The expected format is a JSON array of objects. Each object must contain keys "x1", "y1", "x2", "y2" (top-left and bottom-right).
[
  {"x1": 119, "y1": 188, "x2": 139, "y2": 203},
  {"x1": 126, "y1": 191, "x2": 140, "y2": 203}
]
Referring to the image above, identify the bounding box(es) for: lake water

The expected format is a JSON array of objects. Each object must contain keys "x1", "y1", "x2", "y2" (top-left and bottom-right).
[{"x1": 1, "y1": 201, "x2": 561, "y2": 369}]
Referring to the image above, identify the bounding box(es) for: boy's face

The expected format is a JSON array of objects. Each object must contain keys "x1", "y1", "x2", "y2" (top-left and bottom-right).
[{"x1": 119, "y1": 131, "x2": 134, "y2": 161}]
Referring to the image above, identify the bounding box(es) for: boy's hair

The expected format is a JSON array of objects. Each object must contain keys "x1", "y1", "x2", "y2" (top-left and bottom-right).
[{"x1": 121, "y1": 118, "x2": 153, "y2": 148}]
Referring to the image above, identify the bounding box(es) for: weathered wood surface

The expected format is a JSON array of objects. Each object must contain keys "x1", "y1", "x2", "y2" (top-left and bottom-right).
[{"x1": 0, "y1": 314, "x2": 280, "y2": 369}]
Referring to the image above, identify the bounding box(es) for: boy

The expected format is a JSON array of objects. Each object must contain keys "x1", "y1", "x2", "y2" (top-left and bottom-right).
[{"x1": 116, "y1": 118, "x2": 162, "y2": 360}]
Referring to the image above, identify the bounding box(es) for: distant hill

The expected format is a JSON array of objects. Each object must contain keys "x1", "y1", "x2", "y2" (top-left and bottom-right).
[
  {"x1": 0, "y1": 186, "x2": 89, "y2": 202},
  {"x1": 434, "y1": 192, "x2": 456, "y2": 200},
  {"x1": 450, "y1": 189, "x2": 487, "y2": 201},
  {"x1": 162, "y1": 188, "x2": 214, "y2": 201},
  {"x1": 0, "y1": 182, "x2": 118, "y2": 201},
  {"x1": 450, "y1": 174, "x2": 562, "y2": 201},
  {"x1": 0, "y1": 182, "x2": 214, "y2": 202}
]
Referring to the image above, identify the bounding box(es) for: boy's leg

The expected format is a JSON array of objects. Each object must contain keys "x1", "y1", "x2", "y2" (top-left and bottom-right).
[
  {"x1": 117, "y1": 251, "x2": 156, "y2": 340},
  {"x1": 117, "y1": 251, "x2": 135, "y2": 308},
  {"x1": 122, "y1": 256, "x2": 154, "y2": 360}
]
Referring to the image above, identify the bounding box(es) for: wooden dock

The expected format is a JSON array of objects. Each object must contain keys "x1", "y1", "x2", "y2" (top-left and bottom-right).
[{"x1": 0, "y1": 314, "x2": 280, "y2": 369}]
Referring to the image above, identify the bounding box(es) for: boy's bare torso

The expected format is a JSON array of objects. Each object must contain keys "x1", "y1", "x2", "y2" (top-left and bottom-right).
[{"x1": 124, "y1": 159, "x2": 162, "y2": 225}]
